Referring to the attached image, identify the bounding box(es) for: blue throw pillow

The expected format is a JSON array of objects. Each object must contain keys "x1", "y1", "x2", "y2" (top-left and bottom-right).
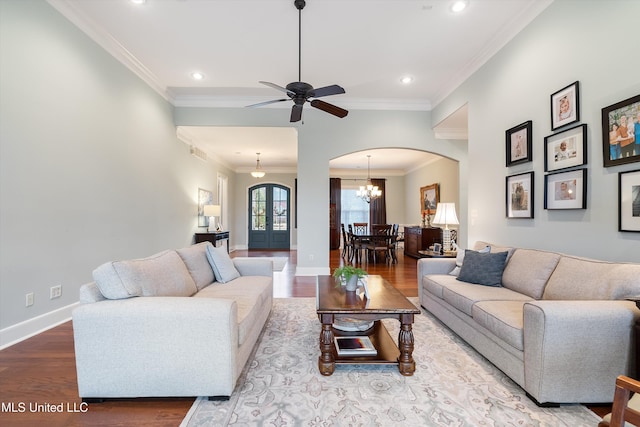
[{"x1": 456, "y1": 249, "x2": 508, "y2": 287}]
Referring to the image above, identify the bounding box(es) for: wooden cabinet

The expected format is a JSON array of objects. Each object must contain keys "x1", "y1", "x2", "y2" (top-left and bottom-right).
[{"x1": 404, "y1": 227, "x2": 441, "y2": 258}]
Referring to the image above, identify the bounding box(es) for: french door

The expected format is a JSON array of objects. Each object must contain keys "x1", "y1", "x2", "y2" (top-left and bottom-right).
[{"x1": 248, "y1": 184, "x2": 290, "y2": 249}]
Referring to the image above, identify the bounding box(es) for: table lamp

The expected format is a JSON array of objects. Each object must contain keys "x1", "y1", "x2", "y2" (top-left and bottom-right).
[
  {"x1": 203, "y1": 204, "x2": 221, "y2": 232},
  {"x1": 432, "y1": 203, "x2": 459, "y2": 252}
]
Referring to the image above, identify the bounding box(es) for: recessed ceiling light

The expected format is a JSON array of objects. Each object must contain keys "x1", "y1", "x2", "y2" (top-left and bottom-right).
[
  {"x1": 400, "y1": 76, "x2": 413, "y2": 84},
  {"x1": 451, "y1": 0, "x2": 468, "y2": 13},
  {"x1": 131, "y1": 0, "x2": 146, "y2": 4},
  {"x1": 191, "y1": 71, "x2": 205, "y2": 81}
]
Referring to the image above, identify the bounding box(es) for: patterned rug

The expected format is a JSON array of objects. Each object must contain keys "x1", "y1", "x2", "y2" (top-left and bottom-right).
[{"x1": 181, "y1": 298, "x2": 600, "y2": 426}]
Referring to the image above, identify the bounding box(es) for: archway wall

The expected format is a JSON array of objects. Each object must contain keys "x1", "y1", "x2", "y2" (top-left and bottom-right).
[{"x1": 173, "y1": 107, "x2": 468, "y2": 275}]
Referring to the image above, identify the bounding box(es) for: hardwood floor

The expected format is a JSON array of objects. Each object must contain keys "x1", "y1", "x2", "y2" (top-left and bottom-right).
[{"x1": 0, "y1": 248, "x2": 608, "y2": 426}]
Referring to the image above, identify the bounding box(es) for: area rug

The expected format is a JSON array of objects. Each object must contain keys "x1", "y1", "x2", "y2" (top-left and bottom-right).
[
  {"x1": 232, "y1": 257, "x2": 288, "y2": 271},
  {"x1": 181, "y1": 298, "x2": 600, "y2": 426}
]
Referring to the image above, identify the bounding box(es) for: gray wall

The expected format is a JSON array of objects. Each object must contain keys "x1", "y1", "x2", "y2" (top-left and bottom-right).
[
  {"x1": 0, "y1": 1, "x2": 232, "y2": 338},
  {"x1": 433, "y1": 0, "x2": 639, "y2": 261}
]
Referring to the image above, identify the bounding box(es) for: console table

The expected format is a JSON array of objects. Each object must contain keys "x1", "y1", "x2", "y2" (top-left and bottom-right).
[
  {"x1": 194, "y1": 231, "x2": 230, "y2": 253},
  {"x1": 404, "y1": 227, "x2": 441, "y2": 259}
]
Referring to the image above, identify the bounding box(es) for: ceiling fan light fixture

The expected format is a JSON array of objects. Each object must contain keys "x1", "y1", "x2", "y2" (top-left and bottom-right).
[{"x1": 251, "y1": 153, "x2": 266, "y2": 178}]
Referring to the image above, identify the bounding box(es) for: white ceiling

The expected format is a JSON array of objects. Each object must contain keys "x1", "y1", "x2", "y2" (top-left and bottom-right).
[{"x1": 49, "y1": 0, "x2": 551, "y2": 172}]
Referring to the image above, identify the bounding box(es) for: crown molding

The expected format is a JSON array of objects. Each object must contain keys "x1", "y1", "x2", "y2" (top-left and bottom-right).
[{"x1": 47, "y1": 0, "x2": 169, "y2": 101}]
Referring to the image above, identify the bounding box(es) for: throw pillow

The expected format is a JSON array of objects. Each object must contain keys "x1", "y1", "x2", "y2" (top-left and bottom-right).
[
  {"x1": 456, "y1": 249, "x2": 508, "y2": 286},
  {"x1": 205, "y1": 244, "x2": 240, "y2": 283},
  {"x1": 449, "y1": 245, "x2": 490, "y2": 276}
]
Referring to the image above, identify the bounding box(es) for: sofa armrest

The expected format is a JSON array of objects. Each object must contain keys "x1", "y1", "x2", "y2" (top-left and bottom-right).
[
  {"x1": 233, "y1": 258, "x2": 273, "y2": 277},
  {"x1": 523, "y1": 300, "x2": 638, "y2": 404},
  {"x1": 417, "y1": 258, "x2": 456, "y2": 278},
  {"x1": 72, "y1": 296, "x2": 239, "y2": 397}
]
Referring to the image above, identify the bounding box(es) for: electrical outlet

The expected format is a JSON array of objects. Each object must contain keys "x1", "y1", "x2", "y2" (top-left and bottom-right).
[
  {"x1": 50, "y1": 285, "x2": 62, "y2": 299},
  {"x1": 26, "y1": 292, "x2": 34, "y2": 307}
]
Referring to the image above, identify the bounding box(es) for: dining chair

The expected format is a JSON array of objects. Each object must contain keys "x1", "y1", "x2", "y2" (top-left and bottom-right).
[
  {"x1": 340, "y1": 223, "x2": 353, "y2": 260},
  {"x1": 353, "y1": 222, "x2": 368, "y2": 235},
  {"x1": 387, "y1": 223, "x2": 399, "y2": 263},
  {"x1": 348, "y1": 224, "x2": 362, "y2": 263},
  {"x1": 365, "y1": 224, "x2": 393, "y2": 264}
]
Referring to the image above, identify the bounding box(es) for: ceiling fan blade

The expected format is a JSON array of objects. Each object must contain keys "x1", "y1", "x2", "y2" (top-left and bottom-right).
[
  {"x1": 290, "y1": 104, "x2": 303, "y2": 122},
  {"x1": 310, "y1": 99, "x2": 348, "y2": 118},
  {"x1": 310, "y1": 84, "x2": 345, "y2": 98},
  {"x1": 246, "y1": 99, "x2": 289, "y2": 108},
  {"x1": 259, "y1": 81, "x2": 295, "y2": 96}
]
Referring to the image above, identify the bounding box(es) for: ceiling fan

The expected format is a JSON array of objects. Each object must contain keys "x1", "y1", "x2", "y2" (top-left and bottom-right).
[{"x1": 247, "y1": 0, "x2": 348, "y2": 123}]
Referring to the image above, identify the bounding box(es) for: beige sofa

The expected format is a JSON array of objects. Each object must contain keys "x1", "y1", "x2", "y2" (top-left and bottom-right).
[
  {"x1": 418, "y1": 241, "x2": 640, "y2": 405},
  {"x1": 73, "y1": 241, "x2": 273, "y2": 401}
]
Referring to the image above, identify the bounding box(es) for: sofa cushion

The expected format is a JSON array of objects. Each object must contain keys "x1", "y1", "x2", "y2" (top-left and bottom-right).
[
  {"x1": 194, "y1": 275, "x2": 272, "y2": 345},
  {"x1": 543, "y1": 256, "x2": 640, "y2": 300},
  {"x1": 472, "y1": 301, "x2": 526, "y2": 351},
  {"x1": 423, "y1": 274, "x2": 460, "y2": 300},
  {"x1": 502, "y1": 249, "x2": 561, "y2": 299},
  {"x1": 176, "y1": 242, "x2": 215, "y2": 291},
  {"x1": 449, "y1": 245, "x2": 490, "y2": 276},
  {"x1": 441, "y1": 281, "x2": 532, "y2": 316},
  {"x1": 457, "y1": 250, "x2": 509, "y2": 287},
  {"x1": 205, "y1": 245, "x2": 240, "y2": 283},
  {"x1": 93, "y1": 250, "x2": 198, "y2": 299}
]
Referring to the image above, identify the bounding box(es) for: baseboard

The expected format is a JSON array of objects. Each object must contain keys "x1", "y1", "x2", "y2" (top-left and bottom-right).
[
  {"x1": 0, "y1": 302, "x2": 79, "y2": 350},
  {"x1": 295, "y1": 266, "x2": 330, "y2": 276}
]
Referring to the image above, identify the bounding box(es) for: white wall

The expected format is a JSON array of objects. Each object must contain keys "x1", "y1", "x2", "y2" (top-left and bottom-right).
[
  {"x1": 174, "y1": 107, "x2": 469, "y2": 274},
  {"x1": 404, "y1": 157, "x2": 460, "y2": 227},
  {"x1": 433, "y1": 0, "x2": 639, "y2": 262},
  {"x1": 0, "y1": 1, "x2": 232, "y2": 340}
]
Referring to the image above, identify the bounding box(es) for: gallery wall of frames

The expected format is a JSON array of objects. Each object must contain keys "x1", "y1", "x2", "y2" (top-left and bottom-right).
[{"x1": 505, "y1": 81, "x2": 639, "y2": 233}]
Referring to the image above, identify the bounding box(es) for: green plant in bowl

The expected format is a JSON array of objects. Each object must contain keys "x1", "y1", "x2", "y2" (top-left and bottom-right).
[{"x1": 333, "y1": 266, "x2": 367, "y2": 291}]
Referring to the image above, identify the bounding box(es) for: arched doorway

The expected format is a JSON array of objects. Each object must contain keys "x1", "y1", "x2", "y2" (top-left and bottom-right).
[{"x1": 248, "y1": 184, "x2": 291, "y2": 249}]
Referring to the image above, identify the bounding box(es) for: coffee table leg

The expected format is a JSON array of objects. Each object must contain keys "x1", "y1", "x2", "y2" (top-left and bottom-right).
[
  {"x1": 398, "y1": 314, "x2": 415, "y2": 376},
  {"x1": 318, "y1": 316, "x2": 335, "y2": 376}
]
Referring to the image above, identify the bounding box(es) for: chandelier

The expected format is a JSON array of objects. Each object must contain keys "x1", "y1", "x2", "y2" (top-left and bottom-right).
[
  {"x1": 251, "y1": 152, "x2": 266, "y2": 178},
  {"x1": 356, "y1": 155, "x2": 382, "y2": 203}
]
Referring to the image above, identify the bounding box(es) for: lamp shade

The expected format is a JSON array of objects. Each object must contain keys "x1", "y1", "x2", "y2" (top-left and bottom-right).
[
  {"x1": 203, "y1": 204, "x2": 221, "y2": 217},
  {"x1": 432, "y1": 203, "x2": 459, "y2": 228}
]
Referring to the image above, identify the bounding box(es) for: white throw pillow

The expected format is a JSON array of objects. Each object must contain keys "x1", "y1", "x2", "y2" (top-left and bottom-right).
[
  {"x1": 449, "y1": 244, "x2": 490, "y2": 276},
  {"x1": 205, "y1": 244, "x2": 240, "y2": 283}
]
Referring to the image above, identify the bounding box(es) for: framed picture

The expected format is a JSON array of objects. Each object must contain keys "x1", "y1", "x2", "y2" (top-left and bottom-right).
[
  {"x1": 544, "y1": 124, "x2": 587, "y2": 172},
  {"x1": 602, "y1": 94, "x2": 640, "y2": 167},
  {"x1": 551, "y1": 81, "x2": 580, "y2": 131},
  {"x1": 506, "y1": 120, "x2": 532, "y2": 166},
  {"x1": 198, "y1": 187, "x2": 214, "y2": 227},
  {"x1": 618, "y1": 169, "x2": 640, "y2": 232},
  {"x1": 420, "y1": 183, "x2": 439, "y2": 216},
  {"x1": 544, "y1": 168, "x2": 587, "y2": 210},
  {"x1": 506, "y1": 172, "x2": 534, "y2": 218}
]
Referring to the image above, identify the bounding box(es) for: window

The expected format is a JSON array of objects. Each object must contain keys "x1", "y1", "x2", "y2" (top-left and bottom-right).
[{"x1": 340, "y1": 188, "x2": 369, "y2": 226}]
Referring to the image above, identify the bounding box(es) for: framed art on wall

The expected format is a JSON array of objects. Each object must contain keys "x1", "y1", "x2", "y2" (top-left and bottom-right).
[
  {"x1": 618, "y1": 169, "x2": 640, "y2": 232},
  {"x1": 506, "y1": 120, "x2": 532, "y2": 166},
  {"x1": 544, "y1": 168, "x2": 587, "y2": 210},
  {"x1": 420, "y1": 183, "x2": 439, "y2": 216},
  {"x1": 198, "y1": 188, "x2": 214, "y2": 227},
  {"x1": 551, "y1": 81, "x2": 580, "y2": 131},
  {"x1": 506, "y1": 172, "x2": 534, "y2": 218},
  {"x1": 602, "y1": 94, "x2": 640, "y2": 167},
  {"x1": 544, "y1": 124, "x2": 587, "y2": 172}
]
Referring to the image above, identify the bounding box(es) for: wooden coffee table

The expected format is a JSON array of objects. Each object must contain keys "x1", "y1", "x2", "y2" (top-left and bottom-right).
[{"x1": 316, "y1": 275, "x2": 421, "y2": 376}]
